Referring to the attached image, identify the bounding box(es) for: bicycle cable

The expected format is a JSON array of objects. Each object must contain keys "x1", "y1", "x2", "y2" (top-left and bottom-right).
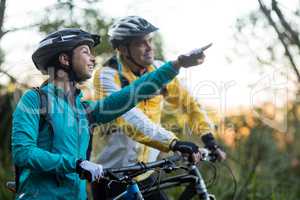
[
  {"x1": 141, "y1": 168, "x2": 162, "y2": 194},
  {"x1": 157, "y1": 168, "x2": 162, "y2": 195},
  {"x1": 205, "y1": 162, "x2": 218, "y2": 188},
  {"x1": 221, "y1": 161, "x2": 237, "y2": 200}
]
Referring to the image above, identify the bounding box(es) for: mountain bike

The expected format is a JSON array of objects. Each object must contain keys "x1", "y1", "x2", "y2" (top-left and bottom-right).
[{"x1": 102, "y1": 149, "x2": 217, "y2": 200}]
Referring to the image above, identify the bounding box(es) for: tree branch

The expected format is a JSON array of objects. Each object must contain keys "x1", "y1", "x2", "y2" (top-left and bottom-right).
[
  {"x1": 271, "y1": 0, "x2": 300, "y2": 47},
  {"x1": 258, "y1": 0, "x2": 300, "y2": 83},
  {"x1": 0, "y1": 23, "x2": 39, "y2": 39},
  {"x1": 0, "y1": 69, "x2": 30, "y2": 88},
  {"x1": 0, "y1": 0, "x2": 6, "y2": 35}
]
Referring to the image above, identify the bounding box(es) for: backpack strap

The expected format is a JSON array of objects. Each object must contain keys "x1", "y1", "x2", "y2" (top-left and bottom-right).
[
  {"x1": 105, "y1": 56, "x2": 130, "y2": 88},
  {"x1": 15, "y1": 87, "x2": 54, "y2": 192},
  {"x1": 82, "y1": 102, "x2": 95, "y2": 160},
  {"x1": 117, "y1": 61, "x2": 130, "y2": 88},
  {"x1": 32, "y1": 87, "x2": 55, "y2": 149}
]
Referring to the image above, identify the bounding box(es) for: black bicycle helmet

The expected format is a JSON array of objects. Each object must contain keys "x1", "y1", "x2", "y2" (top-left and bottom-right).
[
  {"x1": 32, "y1": 28, "x2": 100, "y2": 74},
  {"x1": 108, "y1": 16, "x2": 158, "y2": 49}
]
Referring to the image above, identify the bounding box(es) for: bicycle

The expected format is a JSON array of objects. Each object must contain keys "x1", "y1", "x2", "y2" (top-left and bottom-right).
[
  {"x1": 102, "y1": 149, "x2": 218, "y2": 200},
  {"x1": 6, "y1": 151, "x2": 220, "y2": 200}
]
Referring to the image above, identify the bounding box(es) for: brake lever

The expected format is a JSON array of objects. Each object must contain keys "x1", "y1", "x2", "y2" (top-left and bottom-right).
[
  {"x1": 163, "y1": 163, "x2": 181, "y2": 173},
  {"x1": 104, "y1": 170, "x2": 120, "y2": 181},
  {"x1": 200, "y1": 148, "x2": 218, "y2": 162}
]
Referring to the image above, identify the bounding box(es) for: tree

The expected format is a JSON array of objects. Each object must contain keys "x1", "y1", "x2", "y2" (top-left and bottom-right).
[
  {"x1": 37, "y1": 0, "x2": 113, "y2": 56},
  {"x1": 225, "y1": 1, "x2": 300, "y2": 199},
  {"x1": 232, "y1": 0, "x2": 300, "y2": 84},
  {"x1": 36, "y1": 0, "x2": 165, "y2": 60},
  {"x1": 0, "y1": 1, "x2": 21, "y2": 198}
]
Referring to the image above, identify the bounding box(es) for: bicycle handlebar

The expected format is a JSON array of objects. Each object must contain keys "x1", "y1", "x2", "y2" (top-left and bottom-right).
[
  {"x1": 103, "y1": 148, "x2": 217, "y2": 178},
  {"x1": 97, "y1": 133, "x2": 221, "y2": 182},
  {"x1": 103, "y1": 154, "x2": 181, "y2": 176}
]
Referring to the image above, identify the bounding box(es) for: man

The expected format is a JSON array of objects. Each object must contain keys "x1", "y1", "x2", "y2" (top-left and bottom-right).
[
  {"x1": 92, "y1": 16, "x2": 226, "y2": 199},
  {"x1": 11, "y1": 28, "x2": 206, "y2": 200}
]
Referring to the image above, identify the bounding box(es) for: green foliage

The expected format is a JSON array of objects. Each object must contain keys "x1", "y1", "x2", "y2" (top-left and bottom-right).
[
  {"x1": 211, "y1": 106, "x2": 299, "y2": 200},
  {"x1": 161, "y1": 98, "x2": 300, "y2": 199},
  {"x1": 153, "y1": 33, "x2": 165, "y2": 61},
  {"x1": 0, "y1": 86, "x2": 20, "y2": 200},
  {"x1": 37, "y1": 0, "x2": 166, "y2": 61},
  {"x1": 38, "y1": 0, "x2": 114, "y2": 56}
]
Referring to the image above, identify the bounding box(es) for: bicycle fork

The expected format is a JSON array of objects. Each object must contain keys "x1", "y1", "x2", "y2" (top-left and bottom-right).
[{"x1": 190, "y1": 165, "x2": 216, "y2": 200}]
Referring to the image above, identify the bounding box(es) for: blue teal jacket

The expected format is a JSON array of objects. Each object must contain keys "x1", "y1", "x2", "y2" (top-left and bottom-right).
[{"x1": 12, "y1": 62, "x2": 178, "y2": 200}]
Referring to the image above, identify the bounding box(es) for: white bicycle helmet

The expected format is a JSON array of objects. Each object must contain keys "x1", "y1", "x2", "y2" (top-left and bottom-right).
[{"x1": 108, "y1": 16, "x2": 158, "y2": 49}]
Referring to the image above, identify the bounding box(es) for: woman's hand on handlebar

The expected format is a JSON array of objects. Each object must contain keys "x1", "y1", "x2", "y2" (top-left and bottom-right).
[{"x1": 76, "y1": 160, "x2": 104, "y2": 182}]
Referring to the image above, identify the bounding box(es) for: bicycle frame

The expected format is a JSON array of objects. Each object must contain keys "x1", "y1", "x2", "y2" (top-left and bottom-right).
[
  {"x1": 104, "y1": 154, "x2": 216, "y2": 200},
  {"x1": 113, "y1": 180, "x2": 144, "y2": 200},
  {"x1": 142, "y1": 164, "x2": 215, "y2": 200}
]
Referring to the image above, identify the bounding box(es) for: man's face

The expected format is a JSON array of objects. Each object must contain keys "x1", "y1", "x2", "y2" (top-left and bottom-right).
[
  {"x1": 125, "y1": 34, "x2": 155, "y2": 67},
  {"x1": 72, "y1": 44, "x2": 96, "y2": 81}
]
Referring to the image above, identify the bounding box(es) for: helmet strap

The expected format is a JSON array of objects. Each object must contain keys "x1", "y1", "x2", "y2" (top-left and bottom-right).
[
  {"x1": 64, "y1": 51, "x2": 81, "y2": 83},
  {"x1": 125, "y1": 45, "x2": 146, "y2": 71},
  {"x1": 54, "y1": 51, "x2": 80, "y2": 84}
]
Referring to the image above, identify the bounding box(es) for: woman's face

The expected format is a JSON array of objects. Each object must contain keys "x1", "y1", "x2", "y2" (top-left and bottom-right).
[{"x1": 72, "y1": 44, "x2": 96, "y2": 81}]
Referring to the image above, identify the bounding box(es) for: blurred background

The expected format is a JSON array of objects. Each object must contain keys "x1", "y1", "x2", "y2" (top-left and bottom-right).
[{"x1": 1, "y1": 0, "x2": 300, "y2": 199}]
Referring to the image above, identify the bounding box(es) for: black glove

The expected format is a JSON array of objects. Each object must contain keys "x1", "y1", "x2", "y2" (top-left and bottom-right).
[
  {"x1": 177, "y1": 44, "x2": 212, "y2": 68},
  {"x1": 170, "y1": 140, "x2": 199, "y2": 155},
  {"x1": 201, "y1": 133, "x2": 226, "y2": 162},
  {"x1": 201, "y1": 133, "x2": 219, "y2": 151},
  {"x1": 177, "y1": 51, "x2": 202, "y2": 68},
  {"x1": 76, "y1": 159, "x2": 103, "y2": 182}
]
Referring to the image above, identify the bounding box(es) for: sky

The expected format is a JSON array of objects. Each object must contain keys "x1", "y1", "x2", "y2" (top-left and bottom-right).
[{"x1": 1, "y1": 0, "x2": 296, "y2": 112}]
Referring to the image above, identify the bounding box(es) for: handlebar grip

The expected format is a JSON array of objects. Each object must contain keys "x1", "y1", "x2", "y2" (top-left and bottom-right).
[{"x1": 201, "y1": 133, "x2": 218, "y2": 150}]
